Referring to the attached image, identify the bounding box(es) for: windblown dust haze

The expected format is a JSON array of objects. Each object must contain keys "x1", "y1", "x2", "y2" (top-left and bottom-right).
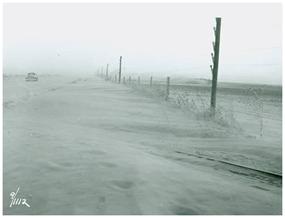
[{"x1": 3, "y1": 3, "x2": 282, "y2": 84}]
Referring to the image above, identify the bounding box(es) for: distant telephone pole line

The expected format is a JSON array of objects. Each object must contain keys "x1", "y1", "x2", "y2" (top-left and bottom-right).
[
  {"x1": 118, "y1": 56, "x2": 122, "y2": 83},
  {"x1": 210, "y1": 17, "x2": 222, "y2": 114}
]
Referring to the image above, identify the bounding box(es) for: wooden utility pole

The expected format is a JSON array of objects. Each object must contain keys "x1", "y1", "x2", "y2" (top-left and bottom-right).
[
  {"x1": 119, "y1": 56, "x2": 122, "y2": 83},
  {"x1": 105, "y1": 64, "x2": 109, "y2": 80},
  {"x1": 210, "y1": 17, "x2": 222, "y2": 113}
]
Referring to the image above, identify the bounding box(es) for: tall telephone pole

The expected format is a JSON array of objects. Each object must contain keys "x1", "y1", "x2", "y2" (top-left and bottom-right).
[
  {"x1": 118, "y1": 56, "x2": 122, "y2": 83},
  {"x1": 210, "y1": 17, "x2": 222, "y2": 114}
]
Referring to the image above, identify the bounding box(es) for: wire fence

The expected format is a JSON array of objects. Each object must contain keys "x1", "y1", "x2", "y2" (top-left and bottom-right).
[{"x1": 98, "y1": 72, "x2": 281, "y2": 139}]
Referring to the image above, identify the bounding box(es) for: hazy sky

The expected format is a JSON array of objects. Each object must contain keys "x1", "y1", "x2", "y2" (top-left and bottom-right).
[{"x1": 3, "y1": 3, "x2": 282, "y2": 84}]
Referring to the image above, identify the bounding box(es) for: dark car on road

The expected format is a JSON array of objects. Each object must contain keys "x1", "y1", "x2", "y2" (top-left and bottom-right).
[{"x1": 25, "y1": 72, "x2": 38, "y2": 82}]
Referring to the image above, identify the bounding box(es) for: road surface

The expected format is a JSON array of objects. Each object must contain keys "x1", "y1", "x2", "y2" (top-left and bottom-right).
[{"x1": 3, "y1": 76, "x2": 281, "y2": 214}]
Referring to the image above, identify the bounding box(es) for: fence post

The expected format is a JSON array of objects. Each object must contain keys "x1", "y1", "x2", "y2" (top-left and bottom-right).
[
  {"x1": 138, "y1": 76, "x2": 140, "y2": 85},
  {"x1": 150, "y1": 76, "x2": 153, "y2": 87},
  {"x1": 166, "y1": 76, "x2": 170, "y2": 100},
  {"x1": 105, "y1": 64, "x2": 109, "y2": 80},
  {"x1": 100, "y1": 67, "x2": 103, "y2": 78},
  {"x1": 119, "y1": 56, "x2": 122, "y2": 83},
  {"x1": 210, "y1": 17, "x2": 222, "y2": 114}
]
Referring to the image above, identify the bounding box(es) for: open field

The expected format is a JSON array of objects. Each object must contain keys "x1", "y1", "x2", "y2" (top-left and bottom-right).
[
  {"x1": 3, "y1": 74, "x2": 282, "y2": 214},
  {"x1": 124, "y1": 76, "x2": 282, "y2": 174}
]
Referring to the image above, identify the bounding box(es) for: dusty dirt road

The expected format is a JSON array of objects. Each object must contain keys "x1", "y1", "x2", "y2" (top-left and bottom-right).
[{"x1": 3, "y1": 76, "x2": 281, "y2": 214}]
